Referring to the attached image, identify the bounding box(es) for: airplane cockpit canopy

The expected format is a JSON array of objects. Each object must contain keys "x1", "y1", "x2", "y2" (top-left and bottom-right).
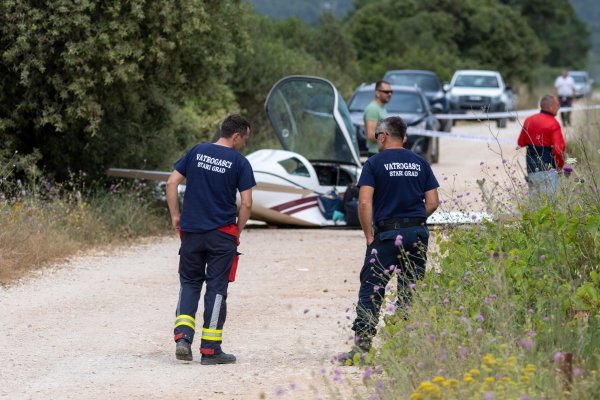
[{"x1": 265, "y1": 76, "x2": 361, "y2": 168}]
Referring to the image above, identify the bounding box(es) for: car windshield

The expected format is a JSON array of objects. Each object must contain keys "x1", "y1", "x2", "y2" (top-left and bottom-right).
[
  {"x1": 571, "y1": 75, "x2": 586, "y2": 83},
  {"x1": 454, "y1": 75, "x2": 499, "y2": 88},
  {"x1": 384, "y1": 73, "x2": 440, "y2": 92},
  {"x1": 349, "y1": 91, "x2": 426, "y2": 114}
]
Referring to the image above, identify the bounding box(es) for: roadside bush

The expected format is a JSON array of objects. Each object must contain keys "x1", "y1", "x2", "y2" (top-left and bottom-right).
[
  {"x1": 0, "y1": 153, "x2": 169, "y2": 285},
  {"x1": 357, "y1": 115, "x2": 600, "y2": 399}
]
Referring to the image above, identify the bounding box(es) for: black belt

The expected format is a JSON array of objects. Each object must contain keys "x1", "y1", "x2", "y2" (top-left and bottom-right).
[{"x1": 374, "y1": 217, "x2": 426, "y2": 234}]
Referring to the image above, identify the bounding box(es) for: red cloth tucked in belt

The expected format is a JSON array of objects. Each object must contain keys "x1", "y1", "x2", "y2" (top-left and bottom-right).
[
  {"x1": 218, "y1": 224, "x2": 240, "y2": 282},
  {"x1": 217, "y1": 224, "x2": 240, "y2": 245}
]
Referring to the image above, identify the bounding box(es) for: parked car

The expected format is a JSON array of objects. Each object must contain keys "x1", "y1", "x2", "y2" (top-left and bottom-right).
[
  {"x1": 444, "y1": 69, "x2": 516, "y2": 128},
  {"x1": 569, "y1": 71, "x2": 593, "y2": 98},
  {"x1": 348, "y1": 83, "x2": 441, "y2": 163},
  {"x1": 382, "y1": 69, "x2": 451, "y2": 131}
]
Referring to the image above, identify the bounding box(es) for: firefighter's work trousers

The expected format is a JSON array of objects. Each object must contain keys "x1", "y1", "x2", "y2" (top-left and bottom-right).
[
  {"x1": 352, "y1": 225, "x2": 429, "y2": 339},
  {"x1": 174, "y1": 230, "x2": 237, "y2": 355}
]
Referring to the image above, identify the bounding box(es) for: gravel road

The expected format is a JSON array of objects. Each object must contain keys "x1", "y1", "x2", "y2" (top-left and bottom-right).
[{"x1": 0, "y1": 119, "x2": 533, "y2": 399}]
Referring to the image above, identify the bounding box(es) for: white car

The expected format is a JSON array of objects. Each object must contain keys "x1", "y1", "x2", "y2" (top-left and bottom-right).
[
  {"x1": 569, "y1": 71, "x2": 593, "y2": 98},
  {"x1": 444, "y1": 69, "x2": 516, "y2": 128}
]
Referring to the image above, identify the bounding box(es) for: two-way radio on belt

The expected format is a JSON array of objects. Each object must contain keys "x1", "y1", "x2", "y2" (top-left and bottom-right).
[{"x1": 406, "y1": 104, "x2": 600, "y2": 143}]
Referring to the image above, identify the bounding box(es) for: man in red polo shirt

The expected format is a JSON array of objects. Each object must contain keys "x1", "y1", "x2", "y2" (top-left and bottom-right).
[{"x1": 517, "y1": 95, "x2": 566, "y2": 197}]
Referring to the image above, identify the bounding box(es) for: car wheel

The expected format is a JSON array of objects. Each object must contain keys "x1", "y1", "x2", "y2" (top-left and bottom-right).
[{"x1": 496, "y1": 118, "x2": 507, "y2": 128}]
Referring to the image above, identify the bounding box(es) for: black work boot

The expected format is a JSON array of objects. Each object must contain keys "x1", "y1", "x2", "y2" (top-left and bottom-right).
[
  {"x1": 200, "y1": 350, "x2": 236, "y2": 365},
  {"x1": 175, "y1": 339, "x2": 193, "y2": 361},
  {"x1": 338, "y1": 336, "x2": 372, "y2": 366}
]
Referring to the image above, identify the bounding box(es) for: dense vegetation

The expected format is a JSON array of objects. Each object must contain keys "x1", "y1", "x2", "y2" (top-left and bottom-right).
[
  {"x1": 0, "y1": 0, "x2": 592, "y2": 180},
  {"x1": 343, "y1": 115, "x2": 600, "y2": 400}
]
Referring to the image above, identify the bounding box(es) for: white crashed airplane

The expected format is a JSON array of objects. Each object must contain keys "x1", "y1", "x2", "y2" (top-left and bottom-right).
[{"x1": 108, "y1": 76, "x2": 489, "y2": 226}]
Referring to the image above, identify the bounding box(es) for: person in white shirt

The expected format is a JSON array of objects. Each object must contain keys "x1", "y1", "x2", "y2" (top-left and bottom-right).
[{"x1": 553, "y1": 70, "x2": 576, "y2": 126}]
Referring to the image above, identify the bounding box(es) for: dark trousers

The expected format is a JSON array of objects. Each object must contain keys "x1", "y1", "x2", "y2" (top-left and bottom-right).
[
  {"x1": 352, "y1": 225, "x2": 429, "y2": 341},
  {"x1": 558, "y1": 96, "x2": 573, "y2": 126},
  {"x1": 174, "y1": 230, "x2": 237, "y2": 355}
]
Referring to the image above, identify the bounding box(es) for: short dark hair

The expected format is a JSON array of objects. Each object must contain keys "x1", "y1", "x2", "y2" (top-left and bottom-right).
[
  {"x1": 220, "y1": 114, "x2": 251, "y2": 139},
  {"x1": 378, "y1": 116, "x2": 407, "y2": 141},
  {"x1": 375, "y1": 80, "x2": 390, "y2": 91}
]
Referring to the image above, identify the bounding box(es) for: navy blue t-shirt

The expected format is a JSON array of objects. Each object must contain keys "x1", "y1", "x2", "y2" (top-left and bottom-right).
[
  {"x1": 358, "y1": 148, "x2": 439, "y2": 223},
  {"x1": 174, "y1": 143, "x2": 256, "y2": 233}
]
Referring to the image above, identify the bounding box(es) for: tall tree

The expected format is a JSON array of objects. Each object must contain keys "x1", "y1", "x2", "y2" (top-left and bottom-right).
[
  {"x1": 501, "y1": 0, "x2": 590, "y2": 68},
  {"x1": 227, "y1": 8, "x2": 361, "y2": 151},
  {"x1": 0, "y1": 1, "x2": 246, "y2": 178},
  {"x1": 344, "y1": 0, "x2": 547, "y2": 83}
]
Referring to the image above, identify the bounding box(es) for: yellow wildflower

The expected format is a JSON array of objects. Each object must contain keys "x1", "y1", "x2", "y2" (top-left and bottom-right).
[
  {"x1": 464, "y1": 376, "x2": 474, "y2": 383},
  {"x1": 409, "y1": 393, "x2": 424, "y2": 400},
  {"x1": 469, "y1": 369, "x2": 480, "y2": 376},
  {"x1": 524, "y1": 364, "x2": 536, "y2": 374},
  {"x1": 482, "y1": 354, "x2": 497, "y2": 365},
  {"x1": 432, "y1": 376, "x2": 445, "y2": 384},
  {"x1": 520, "y1": 375, "x2": 530, "y2": 382},
  {"x1": 485, "y1": 377, "x2": 495, "y2": 383},
  {"x1": 442, "y1": 378, "x2": 459, "y2": 388}
]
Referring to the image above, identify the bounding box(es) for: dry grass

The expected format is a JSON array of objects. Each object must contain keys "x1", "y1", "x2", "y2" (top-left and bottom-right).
[{"x1": 0, "y1": 184, "x2": 170, "y2": 286}]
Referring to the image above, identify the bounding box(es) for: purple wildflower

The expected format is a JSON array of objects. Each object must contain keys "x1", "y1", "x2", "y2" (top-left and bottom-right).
[
  {"x1": 363, "y1": 366, "x2": 372, "y2": 380},
  {"x1": 369, "y1": 258, "x2": 376, "y2": 264},
  {"x1": 539, "y1": 255, "x2": 545, "y2": 261},
  {"x1": 438, "y1": 350, "x2": 447, "y2": 361},
  {"x1": 333, "y1": 368, "x2": 343, "y2": 382},
  {"x1": 484, "y1": 392, "x2": 496, "y2": 400},
  {"x1": 386, "y1": 304, "x2": 396, "y2": 313},
  {"x1": 574, "y1": 368, "x2": 584, "y2": 378},
  {"x1": 519, "y1": 338, "x2": 533, "y2": 350},
  {"x1": 275, "y1": 387, "x2": 286, "y2": 396},
  {"x1": 370, "y1": 248, "x2": 378, "y2": 255},
  {"x1": 477, "y1": 314, "x2": 485, "y2": 322},
  {"x1": 303, "y1": 309, "x2": 309, "y2": 314},
  {"x1": 394, "y1": 235, "x2": 403, "y2": 246},
  {"x1": 553, "y1": 352, "x2": 563, "y2": 362}
]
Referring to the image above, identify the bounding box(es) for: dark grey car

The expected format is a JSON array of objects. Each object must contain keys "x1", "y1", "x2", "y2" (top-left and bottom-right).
[
  {"x1": 383, "y1": 69, "x2": 451, "y2": 132},
  {"x1": 348, "y1": 84, "x2": 441, "y2": 163}
]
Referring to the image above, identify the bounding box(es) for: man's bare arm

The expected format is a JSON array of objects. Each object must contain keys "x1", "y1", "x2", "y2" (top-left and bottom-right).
[
  {"x1": 364, "y1": 120, "x2": 378, "y2": 144},
  {"x1": 424, "y1": 188, "x2": 439, "y2": 217},
  {"x1": 358, "y1": 185, "x2": 375, "y2": 245},
  {"x1": 166, "y1": 170, "x2": 185, "y2": 231},
  {"x1": 237, "y1": 188, "x2": 253, "y2": 234}
]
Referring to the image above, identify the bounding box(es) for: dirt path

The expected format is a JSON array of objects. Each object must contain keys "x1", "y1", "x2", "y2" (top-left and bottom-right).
[{"x1": 0, "y1": 119, "x2": 543, "y2": 400}]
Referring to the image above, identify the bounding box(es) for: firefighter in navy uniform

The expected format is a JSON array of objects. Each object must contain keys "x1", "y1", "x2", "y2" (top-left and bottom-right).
[
  {"x1": 341, "y1": 116, "x2": 439, "y2": 364},
  {"x1": 166, "y1": 114, "x2": 255, "y2": 365}
]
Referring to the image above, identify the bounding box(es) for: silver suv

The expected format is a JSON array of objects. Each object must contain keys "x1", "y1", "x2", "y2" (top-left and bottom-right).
[
  {"x1": 569, "y1": 71, "x2": 593, "y2": 98},
  {"x1": 444, "y1": 70, "x2": 516, "y2": 128}
]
